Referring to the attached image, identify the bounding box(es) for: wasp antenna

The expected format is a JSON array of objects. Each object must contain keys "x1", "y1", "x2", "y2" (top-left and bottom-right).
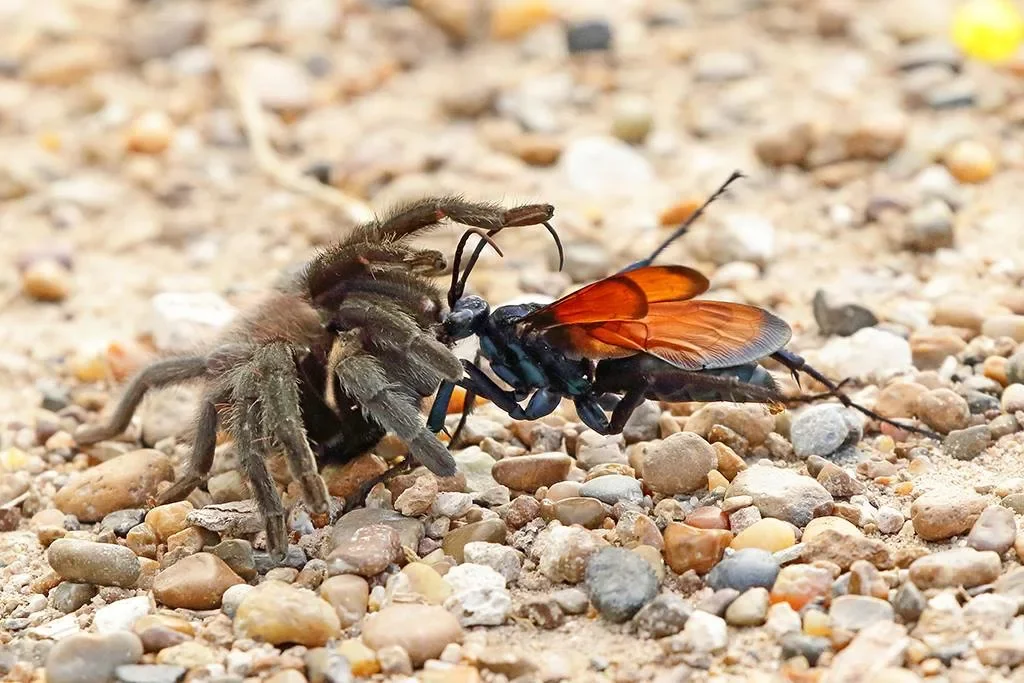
[
  {"x1": 448, "y1": 227, "x2": 505, "y2": 306},
  {"x1": 632, "y1": 169, "x2": 746, "y2": 270}
]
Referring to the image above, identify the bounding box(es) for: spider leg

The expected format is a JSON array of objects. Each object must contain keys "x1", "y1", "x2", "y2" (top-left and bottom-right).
[
  {"x1": 74, "y1": 356, "x2": 208, "y2": 444},
  {"x1": 333, "y1": 338, "x2": 457, "y2": 477},
  {"x1": 233, "y1": 370, "x2": 289, "y2": 562},
  {"x1": 256, "y1": 343, "x2": 331, "y2": 516},
  {"x1": 156, "y1": 397, "x2": 220, "y2": 504}
]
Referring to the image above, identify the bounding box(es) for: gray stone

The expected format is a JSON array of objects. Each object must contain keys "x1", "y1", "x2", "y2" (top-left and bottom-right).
[
  {"x1": 632, "y1": 593, "x2": 693, "y2": 638},
  {"x1": 49, "y1": 582, "x2": 98, "y2": 613},
  {"x1": 45, "y1": 632, "x2": 143, "y2": 683},
  {"x1": 579, "y1": 475, "x2": 643, "y2": 505},
  {"x1": 115, "y1": 664, "x2": 187, "y2": 683},
  {"x1": 47, "y1": 539, "x2": 141, "y2": 587},
  {"x1": 585, "y1": 548, "x2": 658, "y2": 623},
  {"x1": 707, "y1": 548, "x2": 780, "y2": 593}
]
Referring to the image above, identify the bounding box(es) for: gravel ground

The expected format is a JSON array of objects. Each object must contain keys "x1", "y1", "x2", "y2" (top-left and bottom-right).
[{"x1": 5, "y1": 0, "x2": 1024, "y2": 681}]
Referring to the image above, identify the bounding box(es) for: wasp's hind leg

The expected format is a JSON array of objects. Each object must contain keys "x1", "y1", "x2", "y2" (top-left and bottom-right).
[{"x1": 770, "y1": 349, "x2": 940, "y2": 440}]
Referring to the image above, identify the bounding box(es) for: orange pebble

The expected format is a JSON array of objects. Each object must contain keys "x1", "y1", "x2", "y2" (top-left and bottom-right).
[{"x1": 659, "y1": 199, "x2": 700, "y2": 227}]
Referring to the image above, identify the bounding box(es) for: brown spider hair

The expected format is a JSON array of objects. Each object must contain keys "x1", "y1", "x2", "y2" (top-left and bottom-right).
[{"x1": 74, "y1": 197, "x2": 555, "y2": 561}]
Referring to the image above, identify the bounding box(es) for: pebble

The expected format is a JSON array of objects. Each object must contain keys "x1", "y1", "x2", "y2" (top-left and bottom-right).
[
  {"x1": 579, "y1": 474, "x2": 643, "y2": 505},
  {"x1": 910, "y1": 488, "x2": 988, "y2": 540},
  {"x1": 233, "y1": 580, "x2": 341, "y2": 647},
  {"x1": 611, "y1": 94, "x2": 653, "y2": 144},
  {"x1": 817, "y1": 463, "x2": 864, "y2": 499},
  {"x1": 545, "y1": 497, "x2": 608, "y2": 528},
  {"x1": 463, "y1": 541, "x2": 522, "y2": 584},
  {"x1": 730, "y1": 518, "x2": 795, "y2": 553},
  {"x1": 362, "y1": 604, "x2": 463, "y2": 667},
  {"x1": 892, "y1": 582, "x2": 926, "y2": 622},
  {"x1": 826, "y1": 622, "x2": 909, "y2": 681},
  {"x1": 45, "y1": 632, "x2": 143, "y2": 683},
  {"x1": 22, "y1": 258, "x2": 72, "y2": 302},
  {"x1": 241, "y1": 50, "x2": 312, "y2": 111},
  {"x1": 813, "y1": 328, "x2": 914, "y2": 380},
  {"x1": 632, "y1": 593, "x2": 692, "y2": 638},
  {"x1": 99, "y1": 510, "x2": 146, "y2": 538},
  {"x1": 641, "y1": 432, "x2": 717, "y2": 495},
  {"x1": 584, "y1": 547, "x2": 658, "y2": 623},
  {"x1": 503, "y1": 495, "x2": 541, "y2": 529},
  {"x1": 144, "y1": 502, "x2": 194, "y2": 542},
  {"x1": 780, "y1": 632, "x2": 831, "y2": 667},
  {"x1": 114, "y1": 664, "x2": 187, "y2": 683},
  {"x1": 220, "y1": 584, "x2": 253, "y2": 619},
  {"x1": 705, "y1": 213, "x2": 775, "y2": 267},
  {"x1": 154, "y1": 642, "x2": 215, "y2": 668},
  {"x1": 770, "y1": 565, "x2": 834, "y2": 611},
  {"x1": 684, "y1": 403, "x2": 770, "y2": 446},
  {"x1": 50, "y1": 582, "x2": 98, "y2": 613},
  {"x1": 803, "y1": 527, "x2": 893, "y2": 570},
  {"x1": 538, "y1": 524, "x2": 608, "y2": 584},
  {"x1": 1003, "y1": 383, "x2": 1024, "y2": 412},
  {"x1": 561, "y1": 136, "x2": 655, "y2": 197},
  {"x1": 944, "y1": 139, "x2": 996, "y2": 183},
  {"x1": 126, "y1": 112, "x2": 174, "y2": 155},
  {"x1": 727, "y1": 465, "x2": 834, "y2": 527},
  {"x1": 492, "y1": 454, "x2": 572, "y2": 492},
  {"x1": 55, "y1": 450, "x2": 173, "y2": 522},
  {"x1": 790, "y1": 405, "x2": 860, "y2": 458},
  {"x1": 942, "y1": 425, "x2": 992, "y2": 461},
  {"x1": 94, "y1": 596, "x2": 151, "y2": 634},
  {"x1": 209, "y1": 539, "x2": 256, "y2": 581},
  {"x1": 394, "y1": 475, "x2": 438, "y2": 516},
  {"x1": 728, "y1": 505, "x2": 762, "y2": 535},
  {"x1": 152, "y1": 552, "x2": 243, "y2": 609},
  {"x1": 319, "y1": 574, "x2": 369, "y2": 627},
  {"x1": 967, "y1": 505, "x2": 1016, "y2": 554},
  {"x1": 443, "y1": 563, "x2": 511, "y2": 626},
  {"x1": 724, "y1": 587, "x2": 770, "y2": 627},
  {"x1": 685, "y1": 506, "x2": 730, "y2": 531},
  {"x1": 442, "y1": 519, "x2": 507, "y2": 563},
  {"x1": 47, "y1": 539, "x2": 141, "y2": 588},
  {"x1": 908, "y1": 548, "x2": 1001, "y2": 588},
  {"x1": 327, "y1": 524, "x2": 401, "y2": 577},
  {"x1": 830, "y1": 595, "x2": 895, "y2": 632},
  {"x1": 693, "y1": 50, "x2": 755, "y2": 81},
  {"x1": 766, "y1": 602, "x2": 802, "y2": 636},
  {"x1": 662, "y1": 523, "x2": 732, "y2": 575},
  {"x1": 707, "y1": 548, "x2": 780, "y2": 593},
  {"x1": 982, "y1": 314, "x2": 1024, "y2": 342},
  {"x1": 125, "y1": 524, "x2": 157, "y2": 559},
  {"x1": 678, "y1": 611, "x2": 728, "y2": 653},
  {"x1": 812, "y1": 290, "x2": 878, "y2": 337},
  {"x1": 551, "y1": 587, "x2": 590, "y2": 615},
  {"x1": 915, "y1": 388, "x2": 969, "y2": 433},
  {"x1": 565, "y1": 19, "x2": 613, "y2": 53}
]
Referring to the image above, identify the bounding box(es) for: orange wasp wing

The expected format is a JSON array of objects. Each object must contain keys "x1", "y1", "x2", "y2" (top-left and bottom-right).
[
  {"x1": 543, "y1": 300, "x2": 793, "y2": 371},
  {"x1": 522, "y1": 265, "x2": 711, "y2": 328}
]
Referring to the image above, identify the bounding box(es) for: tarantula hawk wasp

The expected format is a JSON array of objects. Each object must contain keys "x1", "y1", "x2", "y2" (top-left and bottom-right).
[
  {"x1": 73, "y1": 197, "x2": 561, "y2": 561},
  {"x1": 427, "y1": 171, "x2": 941, "y2": 445}
]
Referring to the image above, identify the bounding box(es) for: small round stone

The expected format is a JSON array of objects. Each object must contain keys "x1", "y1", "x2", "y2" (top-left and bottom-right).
[
  {"x1": 585, "y1": 547, "x2": 659, "y2": 623},
  {"x1": 578, "y1": 474, "x2": 643, "y2": 505},
  {"x1": 361, "y1": 604, "x2": 463, "y2": 667},
  {"x1": 730, "y1": 518, "x2": 796, "y2": 553},
  {"x1": 725, "y1": 587, "x2": 770, "y2": 627},
  {"x1": 45, "y1": 632, "x2": 143, "y2": 683},
  {"x1": 944, "y1": 139, "x2": 996, "y2": 183},
  {"x1": 908, "y1": 548, "x2": 1001, "y2": 589},
  {"x1": 492, "y1": 454, "x2": 572, "y2": 492},
  {"x1": 829, "y1": 595, "x2": 895, "y2": 632},
  {"x1": 610, "y1": 94, "x2": 653, "y2": 144},
  {"x1": 22, "y1": 258, "x2": 72, "y2": 302},
  {"x1": 220, "y1": 583, "x2": 253, "y2": 619},
  {"x1": 967, "y1": 505, "x2": 1017, "y2": 554},
  {"x1": 55, "y1": 449, "x2": 173, "y2": 522},
  {"x1": 685, "y1": 506, "x2": 730, "y2": 530},
  {"x1": 915, "y1": 388, "x2": 970, "y2": 434},
  {"x1": 327, "y1": 524, "x2": 401, "y2": 577},
  {"x1": 545, "y1": 497, "x2": 608, "y2": 529},
  {"x1": 442, "y1": 518, "x2": 507, "y2": 563},
  {"x1": 642, "y1": 432, "x2": 717, "y2": 495},
  {"x1": 49, "y1": 582, "x2": 98, "y2": 613},
  {"x1": 770, "y1": 564, "x2": 833, "y2": 611},
  {"x1": 144, "y1": 501, "x2": 194, "y2": 542},
  {"x1": 662, "y1": 522, "x2": 732, "y2": 575},
  {"x1": 538, "y1": 524, "x2": 608, "y2": 584},
  {"x1": 707, "y1": 548, "x2": 780, "y2": 593},
  {"x1": 632, "y1": 593, "x2": 693, "y2": 638},
  {"x1": 152, "y1": 552, "x2": 244, "y2": 609},
  {"x1": 126, "y1": 111, "x2": 175, "y2": 155},
  {"x1": 318, "y1": 574, "x2": 369, "y2": 627},
  {"x1": 911, "y1": 488, "x2": 988, "y2": 540},
  {"x1": 47, "y1": 538, "x2": 141, "y2": 588},
  {"x1": 233, "y1": 580, "x2": 341, "y2": 647},
  {"x1": 463, "y1": 541, "x2": 523, "y2": 584},
  {"x1": 726, "y1": 465, "x2": 834, "y2": 528},
  {"x1": 394, "y1": 475, "x2": 438, "y2": 516},
  {"x1": 790, "y1": 405, "x2": 859, "y2": 458}
]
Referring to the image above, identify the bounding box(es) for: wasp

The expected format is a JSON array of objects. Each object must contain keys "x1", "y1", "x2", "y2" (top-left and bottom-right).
[{"x1": 427, "y1": 171, "x2": 939, "y2": 443}]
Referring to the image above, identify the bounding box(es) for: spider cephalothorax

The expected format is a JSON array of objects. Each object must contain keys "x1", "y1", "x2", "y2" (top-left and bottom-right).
[{"x1": 73, "y1": 197, "x2": 556, "y2": 561}]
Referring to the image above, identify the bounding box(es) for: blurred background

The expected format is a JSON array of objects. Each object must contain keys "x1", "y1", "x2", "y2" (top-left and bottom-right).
[{"x1": 2, "y1": 0, "x2": 1024, "y2": 417}]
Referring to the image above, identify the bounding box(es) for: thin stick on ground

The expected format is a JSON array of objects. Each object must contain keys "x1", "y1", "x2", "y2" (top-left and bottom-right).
[{"x1": 214, "y1": 48, "x2": 374, "y2": 225}]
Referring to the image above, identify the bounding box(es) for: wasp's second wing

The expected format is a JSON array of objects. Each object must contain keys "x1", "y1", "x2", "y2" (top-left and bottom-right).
[
  {"x1": 545, "y1": 300, "x2": 793, "y2": 371},
  {"x1": 522, "y1": 265, "x2": 711, "y2": 328}
]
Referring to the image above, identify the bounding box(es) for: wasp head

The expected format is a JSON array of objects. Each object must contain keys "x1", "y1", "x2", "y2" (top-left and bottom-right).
[{"x1": 443, "y1": 294, "x2": 489, "y2": 342}]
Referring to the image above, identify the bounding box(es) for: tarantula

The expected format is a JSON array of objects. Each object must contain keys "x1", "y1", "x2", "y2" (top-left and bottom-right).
[{"x1": 73, "y1": 197, "x2": 557, "y2": 561}]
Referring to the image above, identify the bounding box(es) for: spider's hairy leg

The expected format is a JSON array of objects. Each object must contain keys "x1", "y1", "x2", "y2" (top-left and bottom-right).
[
  {"x1": 74, "y1": 356, "x2": 208, "y2": 445},
  {"x1": 334, "y1": 342, "x2": 457, "y2": 478},
  {"x1": 233, "y1": 370, "x2": 289, "y2": 561},
  {"x1": 255, "y1": 343, "x2": 331, "y2": 516},
  {"x1": 156, "y1": 398, "x2": 219, "y2": 504},
  {"x1": 334, "y1": 301, "x2": 462, "y2": 393}
]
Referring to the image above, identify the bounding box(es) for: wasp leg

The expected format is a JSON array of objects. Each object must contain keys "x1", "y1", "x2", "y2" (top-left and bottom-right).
[
  {"x1": 458, "y1": 361, "x2": 561, "y2": 423},
  {"x1": 574, "y1": 393, "x2": 612, "y2": 434},
  {"x1": 607, "y1": 386, "x2": 651, "y2": 434},
  {"x1": 427, "y1": 381, "x2": 457, "y2": 433},
  {"x1": 448, "y1": 389, "x2": 477, "y2": 450},
  {"x1": 770, "y1": 349, "x2": 940, "y2": 440}
]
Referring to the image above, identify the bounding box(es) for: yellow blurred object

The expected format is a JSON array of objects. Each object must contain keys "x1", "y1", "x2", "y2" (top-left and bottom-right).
[{"x1": 951, "y1": 0, "x2": 1024, "y2": 63}]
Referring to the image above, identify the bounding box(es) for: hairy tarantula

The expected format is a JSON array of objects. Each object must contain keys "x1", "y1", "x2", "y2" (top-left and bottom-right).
[{"x1": 73, "y1": 197, "x2": 557, "y2": 561}]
